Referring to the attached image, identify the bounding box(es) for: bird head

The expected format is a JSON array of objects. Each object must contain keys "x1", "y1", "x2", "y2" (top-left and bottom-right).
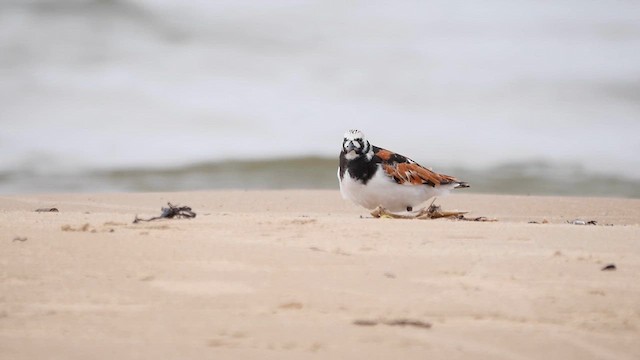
[{"x1": 342, "y1": 129, "x2": 369, "y2": 158}]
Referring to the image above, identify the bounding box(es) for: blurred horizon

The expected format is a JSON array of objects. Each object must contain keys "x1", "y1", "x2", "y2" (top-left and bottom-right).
[
  {"x1": 1, "y1": 0, "x2": 639, "y2": 196},
  {"x1": 2, "y1": 156, "x2": 639, "y2": 198}
]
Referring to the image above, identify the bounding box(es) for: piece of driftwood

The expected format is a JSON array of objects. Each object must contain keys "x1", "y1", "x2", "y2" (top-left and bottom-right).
[
  {"x1": 35, "y1": 208, "x2": 59, "y2": 212},
  {"x1": 133, "y1": 203, "x2": 196, "y2": 223},
  {"x1": 371, "y1": 204, "x2": 497, "y2": 222}
]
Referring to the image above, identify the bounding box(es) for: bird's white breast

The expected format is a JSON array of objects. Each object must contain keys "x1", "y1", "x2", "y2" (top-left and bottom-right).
[{"x1": 339, "y1": 165, "x2": 448, "y2": 212}]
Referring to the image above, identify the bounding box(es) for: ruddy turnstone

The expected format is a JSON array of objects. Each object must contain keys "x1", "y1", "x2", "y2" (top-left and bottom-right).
[{"x1": 338, "y1": 129, "x2": 469, "y2": 212}]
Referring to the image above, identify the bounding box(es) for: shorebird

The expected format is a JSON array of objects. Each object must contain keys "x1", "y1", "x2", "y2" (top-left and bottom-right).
[{"x1": 338, "y1": 129, "x2": 469, "y2": 213}]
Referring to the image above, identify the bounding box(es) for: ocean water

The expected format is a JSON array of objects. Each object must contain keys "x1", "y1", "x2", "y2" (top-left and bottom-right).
[
  {"x1": 1, "y1": 0, "x2": 639, "y2": 196},
  {"x1": 3, "y1": 157, "x2": 639, "y2": 198}
]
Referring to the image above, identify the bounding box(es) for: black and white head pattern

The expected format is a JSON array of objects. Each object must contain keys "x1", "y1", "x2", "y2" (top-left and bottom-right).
[{"x1": 342, "y1": 129, "x2": 372, "y2": 160}]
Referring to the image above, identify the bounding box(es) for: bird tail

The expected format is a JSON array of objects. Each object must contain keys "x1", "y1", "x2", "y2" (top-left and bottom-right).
[{"x1": 455, "y1": 181, "x2": 470, "y2": 189}]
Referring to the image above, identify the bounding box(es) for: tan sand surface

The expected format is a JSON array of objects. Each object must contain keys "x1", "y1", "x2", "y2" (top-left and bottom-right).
[{"x1": 1, "y1": 191, "x2": 639, "y2": 359}]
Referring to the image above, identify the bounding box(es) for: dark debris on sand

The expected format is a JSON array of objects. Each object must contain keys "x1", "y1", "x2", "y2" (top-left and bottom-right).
[
  {"x1": 601, "y1": 264, "x2": 617, "y2": 271},
  {"x1": 568, "y1": 219, "x2": 598, "y2": 225},
  {"x1": 133, "y1": 203, "x2": 196, "y2": 223},
  {"x1": 353, "y1": 318, "x2": 432, "y2": 329},
  {"x1": 35, "y1": 208, "x2": 59, "y2": 212}
]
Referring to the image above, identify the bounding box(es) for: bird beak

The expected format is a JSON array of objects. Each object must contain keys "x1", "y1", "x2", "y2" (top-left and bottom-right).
[{"x1": 344, "y1": 141, "x2": 355, "y2": 153}]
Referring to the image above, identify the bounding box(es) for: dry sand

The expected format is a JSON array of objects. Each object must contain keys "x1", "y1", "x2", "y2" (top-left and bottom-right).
[{"x1": 1, "y1": 191, "x2": 639, "y2": 359}]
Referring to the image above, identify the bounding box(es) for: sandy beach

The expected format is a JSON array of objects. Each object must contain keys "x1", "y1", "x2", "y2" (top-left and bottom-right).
[{"x1": 1, "y1": 190, "x2": 639, "y2": 359}]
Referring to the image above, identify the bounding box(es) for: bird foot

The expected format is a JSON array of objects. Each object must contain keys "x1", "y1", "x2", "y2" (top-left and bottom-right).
[{"x1": 370, "y1": 203, "x2": 468, "y2": 220}]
